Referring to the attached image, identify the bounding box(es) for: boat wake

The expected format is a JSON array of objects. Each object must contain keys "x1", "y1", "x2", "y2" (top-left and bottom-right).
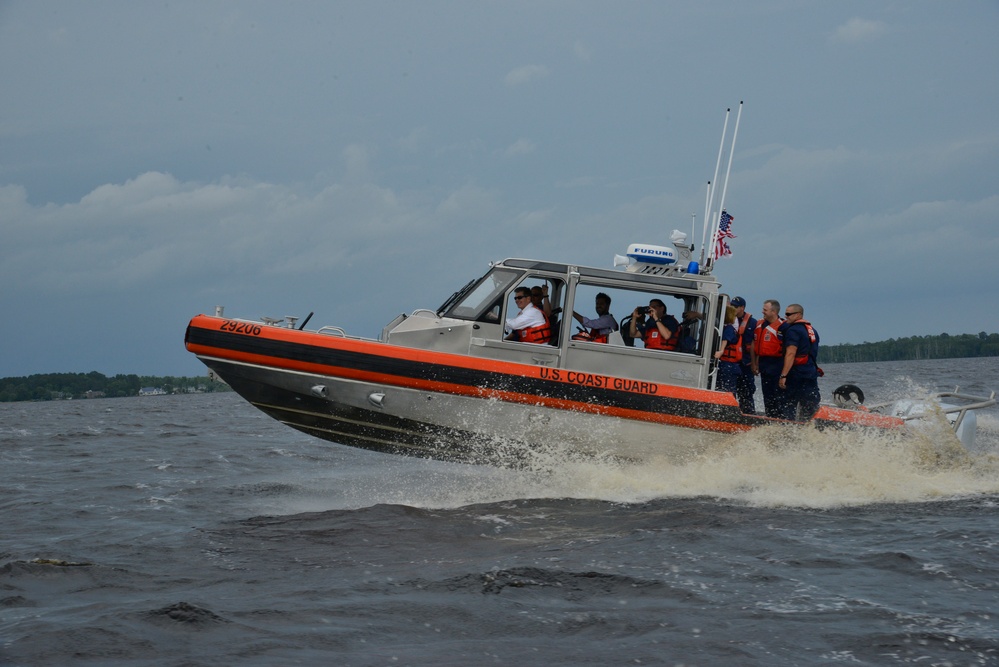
[
  {"x1": 590, "y1": 419, "x2": 999, "y2": 509},
  {"x1": 253, "y1": 405, "x2": 999, "y2": 514}
]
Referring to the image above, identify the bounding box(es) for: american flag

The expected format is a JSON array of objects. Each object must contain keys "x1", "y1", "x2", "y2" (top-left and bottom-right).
[{"x1": 712, "y1": 210, "x2": 735, "y2": 260}]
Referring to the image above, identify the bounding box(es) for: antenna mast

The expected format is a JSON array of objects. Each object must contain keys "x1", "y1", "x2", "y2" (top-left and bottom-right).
[
  {"x1": 703, "y1": 101, "x2": 743, "y2": 273},
  {"x1": 700, "y1": 108, "x2": 730, "y2": 265}
]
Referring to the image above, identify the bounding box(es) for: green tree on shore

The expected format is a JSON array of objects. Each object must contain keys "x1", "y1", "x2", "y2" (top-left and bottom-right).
[
  {"x1": 2, "y1": 331, "x2": 996, "y2": 402},
  {"x1": 0, "y1": 372, "x2": 230, "y2": 402},
  {"x1": 822, "y1": 332, "x2": 999, "y2": 363}
]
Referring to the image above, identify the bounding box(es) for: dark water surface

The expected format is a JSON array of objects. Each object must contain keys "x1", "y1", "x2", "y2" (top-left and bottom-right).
[{"x1": 3, "y1": 358, "x2": 999, "y2": 666}]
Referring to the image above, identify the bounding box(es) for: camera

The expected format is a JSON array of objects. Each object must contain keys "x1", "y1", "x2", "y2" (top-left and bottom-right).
[{"x1": 636, "y1": 306, "x2": 650, "y2": 315}]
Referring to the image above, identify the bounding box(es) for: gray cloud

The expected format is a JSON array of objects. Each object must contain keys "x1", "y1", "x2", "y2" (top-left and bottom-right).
[
  {"x1": 831, "y1": 18, "x2": 888, "y2": 43},
  {"x1": 504, "y1": 64, "x2": 550, "y2": 87},
  {"x1": 1, "y1": 1, "x2": 997, "y2": 376}
]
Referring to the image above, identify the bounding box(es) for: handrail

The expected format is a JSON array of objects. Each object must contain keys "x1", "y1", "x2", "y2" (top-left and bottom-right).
[
  {"x1": 316, "y1": 326, "x2": 347, "y2": 337},
  {"x1": 890, "y1": 389, "x2": 996, "y2": 434},
  {"x1": 925, "y1": 390, "x2": 996, "y2": 432}
]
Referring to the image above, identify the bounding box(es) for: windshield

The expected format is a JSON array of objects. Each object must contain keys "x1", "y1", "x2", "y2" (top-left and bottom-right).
[{"x1": 444, "y1": 268, "x2": 520, "y2": 322}]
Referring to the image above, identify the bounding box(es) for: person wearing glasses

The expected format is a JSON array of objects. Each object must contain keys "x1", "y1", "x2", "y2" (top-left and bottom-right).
[
  {"x1": 505, "y1": 287, "x2": 551, "y2": 344},
  {"x1": 778, "y1": 304, "x2": 821, "y2": 420},
  {"x1": 629, "y1": 299, "x2": 680, "y2": 350},
  {"x1": 751, "y1": 299, "x2": 786, "y2": 418}
]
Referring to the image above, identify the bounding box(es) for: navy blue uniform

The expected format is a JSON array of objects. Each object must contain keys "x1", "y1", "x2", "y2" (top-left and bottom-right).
[
  {"x1": 755, "y1": 320, "x2": 786, "y2": 418},
  {"x1": 716, "y1": 324, "x2": 741, "y2": 394},
  {"x1": 735, "y1": 313, "x2": 757, "y2": 413},
  {"x1": 782, "y1": 320, "x2": 820, "y2": 421}
]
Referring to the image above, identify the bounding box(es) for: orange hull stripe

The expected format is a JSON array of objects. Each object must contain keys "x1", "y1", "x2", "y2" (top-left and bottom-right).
[
  {"x1": 188, "y1": 340, "x2": 749, "y2": 434},
  {"x1": 187, "y1": 314, "x2": 904, "y2": 431},
  {"x1": 187, "y1": 314, "x2": 734, "y2": 404}
]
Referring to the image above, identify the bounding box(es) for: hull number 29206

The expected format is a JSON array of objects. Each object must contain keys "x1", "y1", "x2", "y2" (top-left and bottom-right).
[{"x1": 219, "y1": 320, "x2": 262, "y2": 336}]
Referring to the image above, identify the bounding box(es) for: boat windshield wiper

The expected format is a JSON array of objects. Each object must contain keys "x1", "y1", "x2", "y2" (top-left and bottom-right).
[{"x1": 436, "y1": 278, "x2": 476, "y2": 316}]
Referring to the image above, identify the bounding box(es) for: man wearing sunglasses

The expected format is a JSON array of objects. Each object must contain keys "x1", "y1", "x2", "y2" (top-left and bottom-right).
[
  {"x1": 778, "y1": 304, "x2": 821, "y2": 420},
  {"x1": 505, "y1": 287, "x2": 551, "y2": 344}
]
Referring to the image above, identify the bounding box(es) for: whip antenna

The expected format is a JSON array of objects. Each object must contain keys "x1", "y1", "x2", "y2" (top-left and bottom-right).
[
  {"x1": 700, "y1": 108, "x2": 730, "y2": 264},
  {"x1": 704, "y1": 101, "x2": 743, "y2": 273}
]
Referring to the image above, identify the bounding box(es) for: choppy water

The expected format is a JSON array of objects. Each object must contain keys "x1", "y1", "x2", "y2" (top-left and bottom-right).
[{"x1": 3, "y1": 358, "x2": 999, "y2": 666}]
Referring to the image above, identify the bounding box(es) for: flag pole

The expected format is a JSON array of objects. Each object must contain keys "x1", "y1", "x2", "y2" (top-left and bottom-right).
[
  {"x1": 706, "y1": 101, "x2": 743, "y2": 271},
  {"x1": 715, "y1": 101, "x2": 743, "y2": 233},
  {"x1": 701, "y1": 108, "x2": 730, "y2": 263},
  {"x1": 699, "y1": 181, "x2": 711, "y2": 264},
  {"x1": 706, "y1": 209, "x2": 718, "y2": 272}
]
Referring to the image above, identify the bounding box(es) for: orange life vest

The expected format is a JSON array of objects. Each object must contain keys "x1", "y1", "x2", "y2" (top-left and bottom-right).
[
  {"x1": 719, "y1": 325, "x2": 743, "y2": 363},
  {"x1": 643, "y1": 319, "x2": 680, "y2": 350},
  {"x1": 571, "y1": 329, "x2": 607, "y2": 343},
  {"x1": 572, "y1": 317, "x2": 617, "y2": 344},
  {"x1": 737, "y1": 312, "x2": 753, "y2": 360},
  {"x1": 588, "y1": 329, "x2": 609, "y2": 344},
  {"x1": 517, "y1": 317, "x2": 552, "y2": 344},
  {"x1": 790, "y1": 320, "x2": 818, "y2": 366},
  {"x1": 754, "y1": 318, "x2": 785, "y2": 357}
]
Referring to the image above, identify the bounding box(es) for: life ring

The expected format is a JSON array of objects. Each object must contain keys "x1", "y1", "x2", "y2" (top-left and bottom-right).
[{"x1": 832, "y1": 384, "x2": 865, "y2": 408}]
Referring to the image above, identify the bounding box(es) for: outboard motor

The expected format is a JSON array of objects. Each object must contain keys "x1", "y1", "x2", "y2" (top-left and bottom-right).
[
  {"x1": 835, "y1": 385, "x2": 993, "y2": 450},
  {"x1": 889, "y1": 397, "x2": 980, "y2": 449},
  {"x1": 888, "y1": 389, "x2": 996, "y2": 449}
]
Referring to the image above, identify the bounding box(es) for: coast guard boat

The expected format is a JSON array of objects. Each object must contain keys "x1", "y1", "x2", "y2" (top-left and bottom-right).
[
  {"x1": 183, "y1": 231, "x2": 994, "y2": 464},
  {"x1": 184, "y1": 106, "x2": 994, "y2": 464}
]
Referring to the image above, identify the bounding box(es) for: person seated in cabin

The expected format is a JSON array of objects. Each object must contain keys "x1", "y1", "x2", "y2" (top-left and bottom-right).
[
  {"x1": 629, "y1": 299, "x2": 680, "y2": 351},
  {"x1": 505, "y1": 287, "x2": 551, "y2": 344},
  {"x1": 531, "y1": 283, "x2": 563, "y2": 344},
  {"x1": 530, "y1": 285, "x2": 553, "y2": 320},
  {"x1": 677, "y1": 309, "x2": 705, "y2": 353},
  {"x1": 570, "y1": 292, "x2": 618, "y2": 343}
]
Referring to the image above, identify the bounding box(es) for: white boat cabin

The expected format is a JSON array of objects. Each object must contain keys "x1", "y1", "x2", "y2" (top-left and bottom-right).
[{"x1": 382, "y1": 253, "x2": 729, "y2": 393}]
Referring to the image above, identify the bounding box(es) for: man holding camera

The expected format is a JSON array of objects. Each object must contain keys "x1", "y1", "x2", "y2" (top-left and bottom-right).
[{"x1": 628, "y1": 299, "x2": 680, "y2": 350}]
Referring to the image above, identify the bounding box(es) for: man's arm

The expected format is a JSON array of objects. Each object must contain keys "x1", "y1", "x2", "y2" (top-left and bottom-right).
[{"x1": 779, "y1": 344, "x2": 797, "y2": 387}]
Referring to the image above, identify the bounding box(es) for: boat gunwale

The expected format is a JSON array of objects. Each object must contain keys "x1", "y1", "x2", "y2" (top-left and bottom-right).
[{"x1": 186, "y1": 314, "x2": 906, "y2": 432}]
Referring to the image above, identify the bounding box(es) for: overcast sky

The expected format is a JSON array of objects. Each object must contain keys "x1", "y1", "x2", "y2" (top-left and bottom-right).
[{"x1": 2, "y1": 1, "x2": 997, "y2": 378}]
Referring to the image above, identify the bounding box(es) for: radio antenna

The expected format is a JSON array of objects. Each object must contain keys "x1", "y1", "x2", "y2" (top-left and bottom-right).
[
  {"x1": 704, "y1": 101, "x2": 743, "y2": 273},
  {"x1": 700, "y1": 108, "x2": 730, "y2": 265}
]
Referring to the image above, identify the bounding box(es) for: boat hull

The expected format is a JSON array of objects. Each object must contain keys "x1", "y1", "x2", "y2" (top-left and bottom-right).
[{"x1": 186, "y1": 315, "x2": 903, "y2": 465}]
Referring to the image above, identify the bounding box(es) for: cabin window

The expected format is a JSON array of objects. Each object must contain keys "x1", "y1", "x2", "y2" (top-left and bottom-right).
[
  {"x1": 504, "y1": 276, "x2": 565, "y2": 345},
  {"x1": 569, "y1": 282, "x2": 708, "y2": 355},
  {"x1": 445, "y1": 268, "x2": 520, "y2": 322}
]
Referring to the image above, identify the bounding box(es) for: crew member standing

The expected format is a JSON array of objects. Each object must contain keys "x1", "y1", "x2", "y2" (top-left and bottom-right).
[
  {"x1": 713, "y1": 305, "x2": 742, "y2": 396},
  {"x1": 751, "y1": 299, "x2": 785, "y2": 418},
  {"x1": 730, "y1": 297, "x2": 757, "y2": 413},
  {"x1": 778, "y1": 304, "x2": 821, "y2": 420}
]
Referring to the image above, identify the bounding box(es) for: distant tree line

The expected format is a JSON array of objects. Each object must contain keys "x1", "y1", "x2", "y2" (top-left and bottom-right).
[
  {"x1": 0, "y1": 372, "x2": 230, "y2": 403},
  {"x1": 3, "y1": 333, "x2": 996, "y2": 400},
  {"x1": 823, "y1": 332, "x2": 999, "y2": 364}
]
